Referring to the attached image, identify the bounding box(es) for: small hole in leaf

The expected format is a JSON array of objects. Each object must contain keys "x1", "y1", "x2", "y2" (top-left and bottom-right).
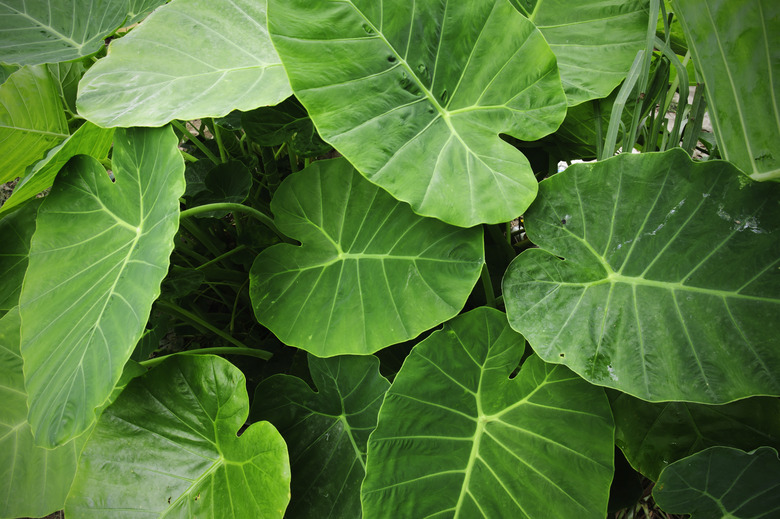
[
  {"x1": 561, "y1": 218, "x2": 567, "y2": 225},
  {"x1": 559, "y1": 353, "x2": 565, "y2": 358},
  {"x1": 362, "y1": 24, "x2": 374, "y2": 34},
  {"x1": 387, "y1": 56, "x2": 396, "y2": 63},
  {"x1": 440, "y1": 89, "x2": 448, "y2": 102}
]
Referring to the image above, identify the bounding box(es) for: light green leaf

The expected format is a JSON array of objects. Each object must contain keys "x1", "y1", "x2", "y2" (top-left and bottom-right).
[
  {"x1": 0, "y1": 199, "x2": 39, "y2": 317},
  {"x1": 0, "y1": 65, "x2": 68, "y2": 184},
  {"x1": 0, "y1": 308, "x2": 83, "y2": 519},
  {"x1": 503, "y1": 149, "x2": 780, "y2": 403},
  {"x1": 126, "y1": 0, "x2": 167, "y2": 25},
  {"x1": 672, "y1": 0, "x2": 780, "y2": 181},
  {"x1": 20, "y1": 126, "x2": 185, "y2": 448},
  {"x1": 611, "y1": 392, "x2": 780, "y2": 481},
  {"x1": 47, "y1": 60, "x2": 87, "y2": 116},
  {"x1": 0, "y1": 121, "x2": 115, "y2": 214},
  {"x1": 0, "y1": 308, "x2": 145, "y2": 519},
  {"x1": 514, "y1": 0, "x2": 650, "y2": 107},
  {"x1": 0, "y1": 0, "x2": 128, "y2": 65},
  {"x1": 653, "y1": 446, "x2": 780, "y2": 518},
  {"x1": 252, "y1": 354, "x2": 390, "y2": 519},
  {"x1": 362, "y1": 307, "x2": 615, "y2": 519},
  {"x1": 249, "y1": 158, "x2": 484, "y2": 356},
  {"x1": 267, "y1": 0, "x2": 567, "y2": 227},
  {"x1": 65, "y1": 354, "x2": 291, "y2": 519},
  {"x1": 77, "y1": 0, "x2": 291, "y2": 127}
]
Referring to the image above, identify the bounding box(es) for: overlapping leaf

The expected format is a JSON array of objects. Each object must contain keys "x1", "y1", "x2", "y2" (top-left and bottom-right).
[
  {"x1": 267, "y1": 0, "x2": 567, "y2": 226},
  {"x1": 0, "y1": 0, "x2": 128, "y2": 65},
  {"x1": 653, "y1": 447, "x2": 780, "y2": 518},
  {"x1": 77, "y1": 0, "x2": 291, "y2": 127},
  {"x1": 362, "y1": 307, "x2": 615, "y2": 518},
  {"x1": 0, "y1": 65, "x2": 68, "y2": 184},
  {"x1": 0, "y1": 199, "x2": 39, "y2": 316},
  {"x1": 242, "y1": 96, "x2": 331, "y2": 158},
  {"x1": 126, "y1": 0, "x2": 167, "y2": 25},
  {"x1": 249, "y1": 158, "x2": 484, "y2": 356},
  {"x1": 503, "y1": 149, "x2": 780, "y2": 403},
  {"x1": 66, "y1": 354, "x2": 291, "y2": 518},
  {"x1": 20, "y1": 126, "x2": 185, "y2": 447},
  {"x1": 513, "y1": 0, "x2": 650, "y2": 106},
  {"x1": 611, "y1": 392, "x2": 780, "y2": 480},
  {"x1": 0, "y1": 121, "x2": 114, "y2": 214},
  {"x1": 252, "y1": 355, "x2": 390, "y2": 518},
  {"x1": 673, "y1": 0, "x2": 780, "y2": 181}
]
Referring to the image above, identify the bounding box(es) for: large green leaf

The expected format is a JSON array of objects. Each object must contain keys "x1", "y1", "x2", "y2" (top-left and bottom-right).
[
  {"x1": 0, "y1": 121, "x2": 115, "y2": 214},
  {"x1": 610, "y1": 392, "x2": 780, "y2": 480},
  {"x1": 0, "y1": 307, "x2": 145, "y2": 519},
  {"x1": 252, "y1": 354, "x2": 389, "y2": 518},
  {"x1": 653, "y1": 446, "x2": 780, "y2": 518},
  {"x1": 0, "y1": 308, "x2": 82, "y2": 519},
  {"x1": 0, "y1": 199, "x2": 39, "y2": 317},
  {"x1": 267, "y1": 0, "x2": 567, "y2": 227},
  {"x1": 362, "y1": 307, "x2": 615, "y2": 518},
  {"x1": 20, "y1": 126, "x2": 185, "y2": 448},
  {"x1": 249, "y1": 158, "x2": 484, "y2": 356},
  {"x1": 0, "y1": 0, "x2": 128, "y2": 65},
  {"x1": 503, "y1": 149, "x2": 780, "y2": 403},
  {"x1": 0, "y1": 65, "x2": 68, "y2": 184},
  {"x1": 672, "y1": 0, "x2": 780, "y2": 181},
  {"x1": 126, "y1": 0, "x2": 167, "y2": 25},
  {"x1": 77, "y1": 0, "x2": 291, "y2": 127},
  {"x1": 513, "y1": 0, "x2": 650, "y2": 107},
  {"x1": 66, "y1": 354, "x2": 291, "y2": 518}
]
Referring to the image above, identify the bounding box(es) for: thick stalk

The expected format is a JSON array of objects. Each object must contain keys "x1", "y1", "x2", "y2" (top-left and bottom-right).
[
  {"x1": 139, "y1": 346, "x2": 272, "y2": 368},
  {"x1": 180, "y1": 202, "x2": 292, "y2": 244},
  {"x1": 172, "y1": 120, "x2": 220, "y2": 166}
]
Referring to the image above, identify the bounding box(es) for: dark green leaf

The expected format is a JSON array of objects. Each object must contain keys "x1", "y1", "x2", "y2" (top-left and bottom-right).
[
  {"x1": 249, "y1": 158, "x2": 484, "y2": 356},
  {"x1": 0, "y1": 199, "x2": 40, "y2": 316},
  {"x1": 611, "y1": 392, "x2": 780, "y2": 481},
  {"x1": 267, "y1": 0, "x2": 567, "y2": 226},
  {"x1": 66, "y1": 354, "x2": 291, "y2": 518},
  {"x1": 654, "y1": 446, "x2": 780, "y2": 518},
  {"x1": 503, "y1": 149, "x2": 780, "y2": 403},
  {"x1": 191, "y1": 160, "x2": 253, "y2": 216},
  {"x1": 242, "y1": 96, "x2": 332, "y2": 158},
  {"x1": 362, "y1": 307, "x2": 615, "y2": 518},
  {"x1": 20, "y1": 126, "x2": 185, "y2": 447},
  {"x1": 252, "y1": 354, "x2": 390, "y2": 518}
]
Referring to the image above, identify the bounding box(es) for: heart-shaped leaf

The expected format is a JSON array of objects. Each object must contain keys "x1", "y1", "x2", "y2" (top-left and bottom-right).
[
  {"x1": 0, "y1": 65, "x2": 68, "y2": 184},
  {"x1": 514, "y1": 0, "x2": 651, "y2": 106},
  {"x1": 0, "y1": 0, "x2": 128, "y2": 65},
  {"x1": 0, "y1": 199, "x2": 39, "y2": 317},
  {"x1": 267, "y1": 0, "x2": 567, "y2": 226},
  {"x1": 0, "y1": 121, "x2": 115, "y2": 214},
  {"x1": 653, "y1": 446, "x2": 780, "y2": 518},
  {"x1": 503, "y1": 149, "x2": 780, "y2": 403},
  {"x1": 249, "y1": 158, "x2": 484, "y2": 356},
  {"x1": 611, "y1": 392, "x2": 780, "y2": 481},
  {"x1": 77, "y1": 0, "x2": 291, "y2": 127},
  {"x1": 20, "y1": 126, "x2": 185, "y2": 447},
  {"x1": 672, "y1": 0, "x2": 780, "y2": 181},
  {"x1": 362, "y1": 307, "x2": 615, "y2": 518},
  {"x1": 65, "y1": 354, "x2": 291, "y2": 518},
  {"x1": 252, "y1": 354, "x2": 390, "y2": 518}
]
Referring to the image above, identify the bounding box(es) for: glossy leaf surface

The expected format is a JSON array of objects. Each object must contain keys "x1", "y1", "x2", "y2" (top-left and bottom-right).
[
  {"x1": 250, "y1": 158, "x2": 484, "y2": 356},
  {"x1": 0, "y1": 0, "x2": 127, "y2": 65},
  {"x1": 0, "y1": 308, "x2": 83, "y2": 519},
  {"x1": 66, "y1": 354, "x2": 291, "y2": 518},
  {"x1": 0, "y1": 199, "x2": 39, "y2": 316},
  {"x1": 611, "y1": 392, "x2": 780, "y2": 480},
  {"x1": 515, "y1": 0, "x2": 650, "y2": 106},
  {"x1": 20, "y1": 126, "x2": 185, "y2": 447},
  {"x1": 0, "y1": 65, "x2": 68, "y2": 184},
  {"x1": 654, "y1": 446, "x2": 780, "y2": 518},
  {"x1": 0, "y1": 121, "x2": 114, "y2": 214},
  {"x1": 77, "y1": 0, "x2": 291, "y2": 127},
  {"x1": 503, "y1": 149, "x2": 780, "y2": 403},
  {"x1": 267, "y1": 0, "x2": 567, "y2": 226},
  {"x1": 362, "y1": 308, "x2": 615, "y2": 518},
  {"x1": 252, "y1": 355, "x2": 390, "y2": 518},
  {"x1": 672, "y1": 0, "x2": 780, "y2": 181}
]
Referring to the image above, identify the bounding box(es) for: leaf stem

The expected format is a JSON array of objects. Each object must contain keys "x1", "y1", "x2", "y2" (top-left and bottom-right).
[
  {"x1": 172, "y1": 120, "x2": 220, "y2": 166},
  {"x1": 481, "y1": 263, "x2": 496, "y2": 309},
  {"x1": 211, "y1": 118, "x2": 228, "y2": 163},
  {"x1": 180, "y1": 203, "x2": 292, "y2": 243},
  {"x1": 139, "y1": 346, "x2": 272, "y2": 368}
]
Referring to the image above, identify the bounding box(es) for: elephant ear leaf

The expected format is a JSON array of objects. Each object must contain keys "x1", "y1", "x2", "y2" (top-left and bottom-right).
[
  {"x1": 65, "y1": 355, "x2": 291, "y2": 518},
  {"x1": 653, "y1": 446, "x2": 780, "y2": 518},
  {"x1": 20, "y1": 126, "x2": 185, "y2": 448},
  {"x1": 252, "y1": 354, "x2": 390, "y2": 518},
  {"x1": 361, "y1": 307, "x2": 615, "y2": 519},
  {"x1": 267, "y1": 0, "x2": 567, "y2": 226},
  {"x1": 503, "y1": 149, "x2": 780, "y2": 404}
]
